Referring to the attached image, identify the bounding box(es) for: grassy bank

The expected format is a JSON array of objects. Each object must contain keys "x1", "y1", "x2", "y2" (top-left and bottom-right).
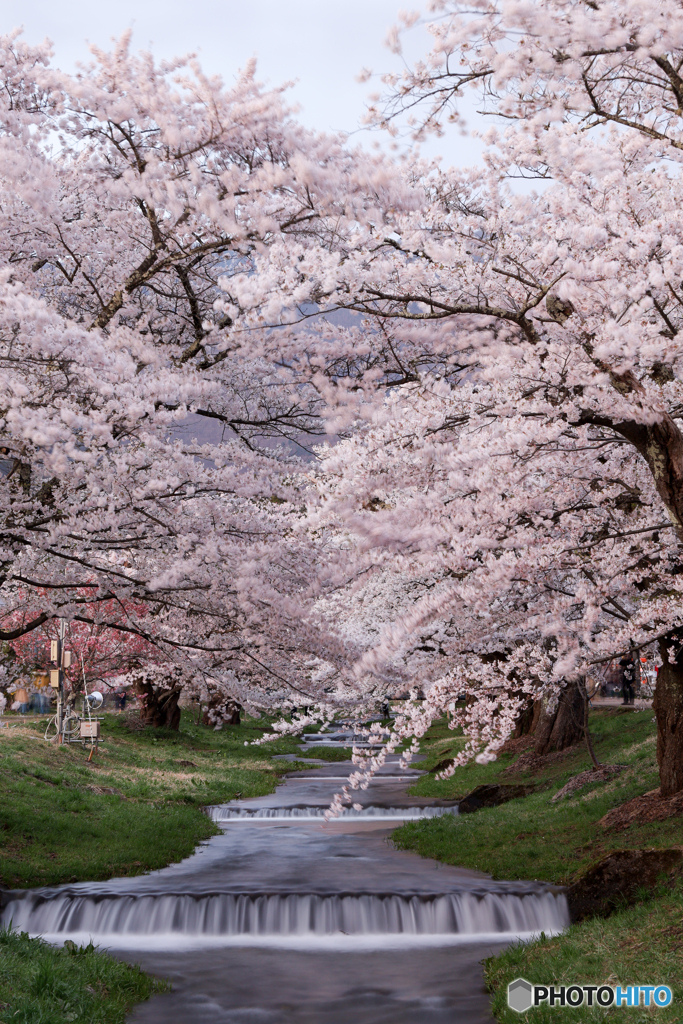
[
  {"x1": 0, "y1": 928, "x2": 165, "y2": 1024},
  {"x1": 394, "y1": 709, "x2": 679, "y2": 882},
  {"x1": 0, "y1": 709, "x2": 304, "y2": 890},
  {"x1": 0, "y1": 709, "x2": 309, "y2": 1023},
  {"x1": 393, "y1": 708, "x2": 683, "y2": 1019},
  {"x1": 484, "y1": 883, "x2": 683, "y2": 1023}
]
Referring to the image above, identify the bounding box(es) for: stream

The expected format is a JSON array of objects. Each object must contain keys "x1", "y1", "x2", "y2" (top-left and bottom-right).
[{"x1": 0, "y1": 730, "x2": 569, "y2": 1023}]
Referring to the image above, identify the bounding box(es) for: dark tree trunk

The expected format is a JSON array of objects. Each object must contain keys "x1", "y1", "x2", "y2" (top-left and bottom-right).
[
  {"x1": 512, "y1": 697, "x2": 543, "y2": 738},
  {"x1": 136, "y1": 682, "x2": 181, "y2": 730},
  {"x1": 201, "y1": 697, "x2": 241, "y2": 728},
  {"x1": 654, "y1": 637, "x2": 683, "y2": 797},
  {"x1": 225, "y1": 704, "x2": 241, "y2": 726},
  {"x1": 577, "y1": 676, "x2": 600, "y2": 769},
  {"x1": 533, "y1": 678, "x2": 585, "y2": 755}
]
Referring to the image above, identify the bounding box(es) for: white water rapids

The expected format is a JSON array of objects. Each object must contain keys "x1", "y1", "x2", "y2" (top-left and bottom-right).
[
  {"x1": 207, "y1": 805, "x2": 459, "y2": 821},
  {"x1": 2, "y1": 890, "x2": 566, "y2": 949}
]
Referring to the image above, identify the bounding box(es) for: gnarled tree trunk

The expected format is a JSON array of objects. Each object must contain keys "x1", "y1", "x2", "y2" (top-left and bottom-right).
[
  {"x1": 512, "y1": 697, "x2": 543, "y2": 738},
  {"x1": 135, "y1": 681, "x2": 182, "y2": 730},
  {"x1": 533, "y1": 678, "x2": 585, "y2": 755},
  {"x1": 654, "y1": 637, "x2": 683, "y2": 798},
  {"x1": 582, "y1": 371, "x2": 683, "y2": 794}
]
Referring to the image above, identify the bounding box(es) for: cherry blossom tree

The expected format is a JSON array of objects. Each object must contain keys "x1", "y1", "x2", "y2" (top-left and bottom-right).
[
  {"x1": 8, "y1": 3, "x2": 683, "y2": 808},
  {"x1": 0, "y1": 31, "x2": 396, "y2": 722},
  {"x1": 229, "y1": 0, "x2": 683, "y2": 797}
]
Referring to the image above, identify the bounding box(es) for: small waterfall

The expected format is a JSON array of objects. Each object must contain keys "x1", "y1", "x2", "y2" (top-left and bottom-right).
[
  {"x1": 207, "y1": 806, "x2": 458, "y2": 822},
  {"x1": 300, "y1": 734, "x2": 383, "y2": 748},
  {"x1": 1, "y1": 890, "x2": 569, "y2": 948},
  {"x1": 301, "y1": 733, "x2": 356, "y2": 742}
]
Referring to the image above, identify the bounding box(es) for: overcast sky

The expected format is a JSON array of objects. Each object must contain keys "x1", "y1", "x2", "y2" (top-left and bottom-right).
[{"x1": 4, "y1": 0, "x2": 483, "y2": 168}]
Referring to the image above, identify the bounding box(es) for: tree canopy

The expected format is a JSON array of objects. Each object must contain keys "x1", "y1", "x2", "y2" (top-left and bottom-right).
[{"x1": 3, "y1": 3, "x2": 683, "y2": 794}]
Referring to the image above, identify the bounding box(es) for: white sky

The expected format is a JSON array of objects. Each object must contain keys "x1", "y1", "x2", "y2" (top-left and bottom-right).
[{"x1": 4, "y1": 0, "x2": 483, "y2": 168}]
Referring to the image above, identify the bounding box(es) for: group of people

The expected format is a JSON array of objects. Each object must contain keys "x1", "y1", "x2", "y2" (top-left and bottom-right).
[
  {"x1": 6, "y1": 676, "x2": 130, "y2": 715},
  {"x1": 9, "y1": 686, "x2": 130, "y2": 714},
  {"x1": 10, "y1": 674, "x2": 52, "y2": 714},
  {"x1": 111, "y1": 688, "x2": 128, "y2": 711}
]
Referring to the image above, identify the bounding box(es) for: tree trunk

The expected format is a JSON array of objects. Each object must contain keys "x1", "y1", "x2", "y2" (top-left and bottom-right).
[
  {"x1": 533, "y1": 678, "x2": 585, "y2": 755},
  {"x1": 654, "y1": 637, "x2": 683, "y2": 797},
  {"x1": 577, "y1": 676, "x2": 600, "y2": 769},
  {"x1": 201, "y1": 696, "x2": 241, "y2": 728},
  {"x1": 136, "y1": 682, "x2": 181, "y2": 730},
  {"x1": 512, "y1": 697, "x2": 543, "y2": 738},
  {"x1": 225, "y1": 703, "x2": 241, "y2": 726}
]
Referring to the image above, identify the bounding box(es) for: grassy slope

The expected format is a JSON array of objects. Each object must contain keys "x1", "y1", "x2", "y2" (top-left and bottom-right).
[
  {"x1": 393, "y1": 709, "x2": 683, "y2": 1019},
  {"x1": 300, "y1": 746, "x2": 354, "y2": 761},
  {"x1": 8, "y1": 707, "x2": 680, "y2": 1020},
  {"x1": 394, "y1": 709, "x2": 680, "y2": 882},
  {"x1": 0, "y1": 709, "x2": 304, "y2": 889},
  {"x1": 0, "y1": 928, "x2": 165, "y2": 1024}
]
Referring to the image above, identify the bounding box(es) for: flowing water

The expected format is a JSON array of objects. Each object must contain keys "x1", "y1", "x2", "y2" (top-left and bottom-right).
[{"x1": 0, "y1": 734, "x2": 568, "y2": 1023}]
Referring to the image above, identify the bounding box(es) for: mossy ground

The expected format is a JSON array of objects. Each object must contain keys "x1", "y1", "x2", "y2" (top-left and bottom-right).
[
  {"x1": 301, "y1": 745, "x2": 354, "y2": 761},
  {"x1": 392, "y1": 708, "x2": 683, "y2": 1019},
  {"x1": 394, "y1": 708, "x2": 678, "y2": 883}
]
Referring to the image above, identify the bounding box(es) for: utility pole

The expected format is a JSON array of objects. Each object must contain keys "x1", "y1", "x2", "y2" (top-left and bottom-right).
[{"x1": 49, "y1": 619, "x2": 71, "y2": 742}]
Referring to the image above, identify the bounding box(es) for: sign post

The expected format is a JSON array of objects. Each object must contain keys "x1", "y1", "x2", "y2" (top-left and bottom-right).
[{"x1": 49, "y1": 620, "x2": 71, "y2": 742}]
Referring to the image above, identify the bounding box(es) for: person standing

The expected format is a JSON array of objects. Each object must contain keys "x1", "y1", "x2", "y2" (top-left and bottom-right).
[
  {"x1": 13, "y1": 680, "x2": 30, "y2": 714},
  {"x1": 619, "y1": 654, "x2": 636, "y2": 705},
  {"x1": 604, "y1": 660, "x2": 622, "y2": 696},
  {"x1": 33, "y1": 672, "x2": 51, "y2": 713}
]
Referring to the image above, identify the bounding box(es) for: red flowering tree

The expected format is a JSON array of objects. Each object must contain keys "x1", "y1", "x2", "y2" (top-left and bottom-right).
[{"x1": 4, "y1": 590, "x2": 157, "y2": 689}]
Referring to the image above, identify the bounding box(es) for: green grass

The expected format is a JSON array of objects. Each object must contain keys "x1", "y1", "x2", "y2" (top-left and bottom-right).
[
  {"x1": 484, "y1": 883, "x2": 683, "y2": 1022},
  {"x1": 392, "y1": 708, "x2": 683, "y2": 1021},
  {"x1": 0, "y1": 709, "x2": 304, "y2": 889},
  {"x1": 0, "y1": 927, "x2": 165, "y2": 1024},
  {"x1": 393, "y1": 709, "x2": 681, "y2": 884},
  {"x1": 6, "y1": 706, "x2": 681, "y2": 1021}
]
